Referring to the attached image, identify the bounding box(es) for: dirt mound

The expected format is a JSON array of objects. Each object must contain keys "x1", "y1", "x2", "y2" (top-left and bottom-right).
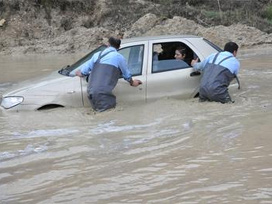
[
  {"x1": 126, "y1": 14, "x2": 272, "y2": 49},
  {"x1": 0, "y1": 0, "x2": 271, "y2": 55}
]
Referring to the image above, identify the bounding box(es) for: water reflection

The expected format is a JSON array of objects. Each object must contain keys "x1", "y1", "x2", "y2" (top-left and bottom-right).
[{"x1": 0, "y1": 49, "x2": 272, "y2": 203}]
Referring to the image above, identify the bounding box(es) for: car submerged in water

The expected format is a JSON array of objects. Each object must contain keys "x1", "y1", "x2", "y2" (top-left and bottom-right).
[{"x1": 1, "y1": 35, "x2": 225, "y2": 111}]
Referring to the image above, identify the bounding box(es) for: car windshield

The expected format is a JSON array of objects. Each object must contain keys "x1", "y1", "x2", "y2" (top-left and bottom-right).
[{"x1": 58, "y1": 45, "x2": 107, "y2": 76}]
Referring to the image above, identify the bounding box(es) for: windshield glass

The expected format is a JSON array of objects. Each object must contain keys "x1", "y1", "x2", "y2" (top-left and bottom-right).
[{"x1": 58, "y1": 45, "x2": 107, "y2": 76}]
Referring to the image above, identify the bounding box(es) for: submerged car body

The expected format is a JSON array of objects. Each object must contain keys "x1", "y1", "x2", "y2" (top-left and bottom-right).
[{"x1": 1, "y1": 35, "x2": 223, "y2": 111}]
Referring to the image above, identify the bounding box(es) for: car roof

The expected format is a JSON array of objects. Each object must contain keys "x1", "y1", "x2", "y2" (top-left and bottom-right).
[{"x1": 121, "y1": 35, "x2": 202, "y2": 44}]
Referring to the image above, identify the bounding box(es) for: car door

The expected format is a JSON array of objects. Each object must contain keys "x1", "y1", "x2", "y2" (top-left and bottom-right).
[
  {"x1": 113, "y1": 42, "x2": 147, "y2": 104},
  {"x1": 146, "y1": 39, "x2": 202, "y2": 101}
]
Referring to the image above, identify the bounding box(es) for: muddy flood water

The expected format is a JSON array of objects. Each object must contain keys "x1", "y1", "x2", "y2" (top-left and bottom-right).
[{"x1": 0, "y1": 49, "x2": 272, "y2": 203}]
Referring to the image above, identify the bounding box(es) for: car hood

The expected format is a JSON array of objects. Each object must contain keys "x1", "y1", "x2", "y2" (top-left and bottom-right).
[{"x1": 2, "y1": 71, "x2": 67, "y2": 97}]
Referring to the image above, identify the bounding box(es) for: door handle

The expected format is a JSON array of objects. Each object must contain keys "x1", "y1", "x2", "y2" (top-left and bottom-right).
[{"x1": 190, "y1": 71, "x2": 201, "y2": 77}]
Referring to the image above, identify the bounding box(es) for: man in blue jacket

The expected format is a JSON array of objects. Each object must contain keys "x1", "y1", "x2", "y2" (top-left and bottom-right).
[
  {"x1": 191, "y1": 42, "x2": 240, "y2": 103},
  {"x1": 76, "y1": 37, "x2": 142, "y2": 112}
]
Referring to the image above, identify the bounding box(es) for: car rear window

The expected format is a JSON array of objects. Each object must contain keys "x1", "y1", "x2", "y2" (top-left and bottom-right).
[{"x1": 203, "y1": 39, "x2": 223, "y2": 52}]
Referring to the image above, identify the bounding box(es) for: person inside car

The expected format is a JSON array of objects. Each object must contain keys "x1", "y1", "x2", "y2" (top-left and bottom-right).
[
  {"x1": 75, "y1": 37, "x2": 142, "y2": 112},
  {"x1": 191, "y1": 41, "x2": 240, "y2": 103},
  {"x1": 158, "y1": 43, "x2": 176, "y2": 60},
  {"x1": 174, "y1": 46, "x2": 189, "y2": 67}
]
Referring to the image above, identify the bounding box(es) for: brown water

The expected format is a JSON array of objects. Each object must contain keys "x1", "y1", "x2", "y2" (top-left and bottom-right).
[{"x1": 0, "y1": 50, "x2": 272, "y2": 203}]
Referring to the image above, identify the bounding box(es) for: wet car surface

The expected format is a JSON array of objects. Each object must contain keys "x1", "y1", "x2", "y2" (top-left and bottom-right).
[{"x1": 1, "y1": 35, "x2": 222, "y2": 111}]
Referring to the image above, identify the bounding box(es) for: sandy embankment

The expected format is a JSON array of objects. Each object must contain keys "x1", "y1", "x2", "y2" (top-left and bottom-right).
[{"x1": 0, "y1": 13, "x2": 271, "y2": 55}]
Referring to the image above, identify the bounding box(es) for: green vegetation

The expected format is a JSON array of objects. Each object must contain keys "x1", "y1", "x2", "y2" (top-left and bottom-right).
[
  {"x1": 0, "y1": 0, "x2": 271, "y2": 33},
  {"x1": 202, "y1": 10, "x2": 221, "y2": 22},
  {"x1": 146, "y1": 0, "x2": 272, "y2": 33},
  {"x1": 264, "y1": 4, "x2": 272, "y2": 21},
  {"x1": 204, "y1": 11, "x2": 220, "y2": 19}
]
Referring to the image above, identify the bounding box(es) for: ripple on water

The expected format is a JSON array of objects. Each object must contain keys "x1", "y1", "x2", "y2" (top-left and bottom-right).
[
  {"x1": 89, "y1": 119, "x2": 163, "y2": 135},
  {"x1": 0, "y1": 52, "x2": 272, "y2": 203},
  {"x1": 0, "y1": 143, "x2": 49, "y2": 162},
  {"x1": 0, "y1": 128, "x2": 81, "y2": 163},
  {"x1": 0, "y1": 82, "x2": 13, "y2": 94},
  {"x1": 12, "y1": 128, "x2": 80, "y2": 139}
]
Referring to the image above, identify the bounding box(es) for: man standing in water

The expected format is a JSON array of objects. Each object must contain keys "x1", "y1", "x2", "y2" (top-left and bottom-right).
[
  {"x1": 191, "y1": 42, "x2": 240, "y2": 103},
  {"x1": 76, "y1": 37, "x2": 142, "y2": 112}
]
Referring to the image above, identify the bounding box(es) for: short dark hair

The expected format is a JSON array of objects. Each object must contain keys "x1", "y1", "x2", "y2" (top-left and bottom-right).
[
  {"x1": 224, "y1": 42, "x2": 239, "y2": 53},
  {"x1": 108, "y1": 37, "x2": 121, "y2": 49},
  {"x1": 176, "y1": 46, "x2": 187, "y2": 56}
]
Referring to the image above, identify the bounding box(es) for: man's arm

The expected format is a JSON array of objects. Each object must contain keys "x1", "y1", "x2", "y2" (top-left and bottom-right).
[
  {"x1": 128, "y1": 78, "x2": 142, "y2": 87},
  {"x1": 118, "y1": 55, "x2": 142, "y2": 87},
  {"x1": 192, "y1": 53, "x2": 219, "y2": 71},
  {"x1": 75, "y1": 53, "x2": 99, "y2": 77},
  {"x1": 191, "y1": 57, "x2": 207, "y2": 71},
  {"x1": 118, "y1": 55, "x2": 132, "y2": 81}
]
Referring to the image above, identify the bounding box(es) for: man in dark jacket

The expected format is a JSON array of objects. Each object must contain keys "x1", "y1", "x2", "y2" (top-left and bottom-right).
[
  {"x1": 76, "y1": 37, "x2": 142, "y2": 112},
  {"x1": 191, "y1": 42, "x2": 240, "y2": 103}
]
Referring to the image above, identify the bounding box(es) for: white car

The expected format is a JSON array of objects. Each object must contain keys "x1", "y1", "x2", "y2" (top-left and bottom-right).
[{"x1": 1, "y1": 35, "x2": 223, "y2": 111}]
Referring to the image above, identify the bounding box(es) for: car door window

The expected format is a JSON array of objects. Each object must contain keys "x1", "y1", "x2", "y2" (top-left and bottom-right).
[
  {"x1": 152, "y1": 42, "x2": 198, "y2": 73},
  {"x1": 118, "y1": 45, "x2": 144, "y2": 76}
]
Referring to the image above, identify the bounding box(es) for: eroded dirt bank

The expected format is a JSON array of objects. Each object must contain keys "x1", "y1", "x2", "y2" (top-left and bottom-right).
[{"x1": 0, "y1": 0, "x2": 272, "y2": 55}]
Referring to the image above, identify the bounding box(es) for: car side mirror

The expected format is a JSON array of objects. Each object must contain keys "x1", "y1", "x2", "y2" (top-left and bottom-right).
[{"x1": 58, "y1": 65, "x2": 71, "y2": 76}]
